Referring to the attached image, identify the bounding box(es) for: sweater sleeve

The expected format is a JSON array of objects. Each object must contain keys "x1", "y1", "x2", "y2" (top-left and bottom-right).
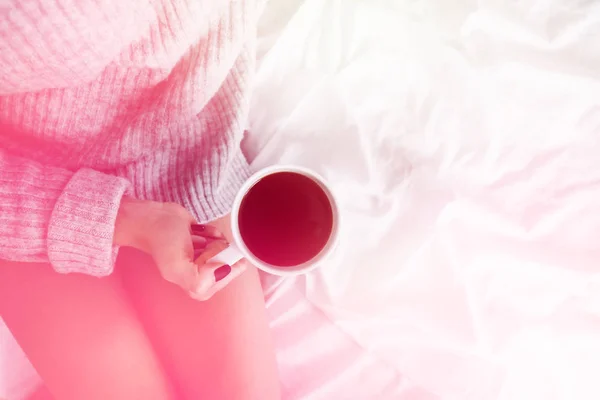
[{"x1": 0, "y1": 149, "x2": 131, "y2": 276}]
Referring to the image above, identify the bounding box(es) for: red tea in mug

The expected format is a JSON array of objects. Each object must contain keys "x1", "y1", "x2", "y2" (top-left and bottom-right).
[{"x1": 238, "y1": 172, "x2": 334, "y2": 267}]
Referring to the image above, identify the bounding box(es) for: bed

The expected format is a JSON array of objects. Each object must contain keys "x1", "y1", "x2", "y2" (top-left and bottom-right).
[{"x1": 4, "y1": 0, "x2": 600, "y2": 398}]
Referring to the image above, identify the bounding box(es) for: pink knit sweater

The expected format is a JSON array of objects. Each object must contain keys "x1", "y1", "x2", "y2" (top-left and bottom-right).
[{"x1": 0, "y1": 0, "x2": 260, "y2": 276}]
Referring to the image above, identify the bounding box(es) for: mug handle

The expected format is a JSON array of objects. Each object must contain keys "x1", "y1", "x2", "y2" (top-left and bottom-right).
[{"x1": 207, "y1": 242, "x2": 244, "y2": 266}]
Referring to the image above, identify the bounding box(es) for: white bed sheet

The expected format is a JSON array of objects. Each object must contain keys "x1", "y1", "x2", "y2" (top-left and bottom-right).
[
  {"x1": 249, "y1": 0, "x2": 600, "y2": 399},
  {"x1": 5, "y1": 0, "x2": 600, "y2": 399}
]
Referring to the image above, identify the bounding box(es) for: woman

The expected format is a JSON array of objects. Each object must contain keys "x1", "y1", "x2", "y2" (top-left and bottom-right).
[{"x1": 0, "y1": 0, "x2": 280, "y2": 399}]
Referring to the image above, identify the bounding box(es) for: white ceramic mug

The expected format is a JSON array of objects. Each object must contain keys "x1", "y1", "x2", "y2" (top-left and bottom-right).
[{"x1": 208, "y1": 165, "x2": 340, "y2": 276}]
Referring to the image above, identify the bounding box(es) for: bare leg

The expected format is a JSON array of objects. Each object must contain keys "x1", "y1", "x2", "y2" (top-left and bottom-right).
[
  {"x1": 0, "y1": 260, "x2": 176, "y2": 400},
  {"x1": 27, "y1": 385, "x2": 53, "y2": 400},
  {"x1": 118, "y1": 248, "x2": 281, "y2": 400}
]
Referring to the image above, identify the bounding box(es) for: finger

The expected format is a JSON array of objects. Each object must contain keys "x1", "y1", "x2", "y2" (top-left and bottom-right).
[
  {"x1": 190, "y1": 223, "x2": 226, "y2": 240},
  {"x1": 188, "y1": 261, "x2": 248, "y2": 301},
  {"x1": 193, "y1": 239, "x2": 229, "y2": 265},
  {"x1": 191, "y1": 235, "x2": 225, "y2": 254},
  {"x1": 191, "y1": 236, "x2": 208, "y2": 259},
  {"x1": 158, "y1": 258, "x2": 200, "y2": 293},
  {"x1": 153, "y1": 238, "x2": 199, "y2": 292},
  {"x1": 191, "y1": 235, "x2": 207, "y2": 247}
]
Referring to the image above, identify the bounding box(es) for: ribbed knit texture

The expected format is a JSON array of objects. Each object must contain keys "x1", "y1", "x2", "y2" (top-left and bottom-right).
[{"x1": 0, "y1": 0, "x2": 260, "y2": 276}]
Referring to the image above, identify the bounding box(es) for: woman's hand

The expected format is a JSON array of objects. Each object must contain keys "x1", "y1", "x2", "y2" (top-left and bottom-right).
[{"x1": 114, "y1": 197, "x2": 246, "y2": 300}]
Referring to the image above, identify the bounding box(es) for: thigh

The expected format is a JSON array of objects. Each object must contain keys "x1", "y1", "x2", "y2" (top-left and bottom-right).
[
  {"x1": 0, "y1": 259, "x2": 176, "y2": 400},
  {"x1": 27, "y1": 384, "x2": 53, "y2": 400},
  {"x1": 119, "y1": 248, "x2": 281, "y2": 400}
]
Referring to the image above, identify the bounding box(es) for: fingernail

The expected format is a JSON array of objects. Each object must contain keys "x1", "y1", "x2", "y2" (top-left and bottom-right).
[
  {"x1": 214, "y1": 264, "x2": 231, "y2": 282},
  {"x1": 191, "y1": 224, "x2": 206, "y2": 233}
]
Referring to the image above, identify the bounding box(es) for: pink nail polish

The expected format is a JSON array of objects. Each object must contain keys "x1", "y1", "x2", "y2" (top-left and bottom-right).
[
  {"x1": 214, "y1": 264, "x2": 231, "y2": 282},
  {"x1": 191, "y1": 224, "x2": 206, "y2": 233}
]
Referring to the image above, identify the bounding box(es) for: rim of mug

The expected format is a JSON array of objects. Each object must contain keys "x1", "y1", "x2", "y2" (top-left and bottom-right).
[{"x1": 230, "y1": 165, "x2": 340, "y2": 277}]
